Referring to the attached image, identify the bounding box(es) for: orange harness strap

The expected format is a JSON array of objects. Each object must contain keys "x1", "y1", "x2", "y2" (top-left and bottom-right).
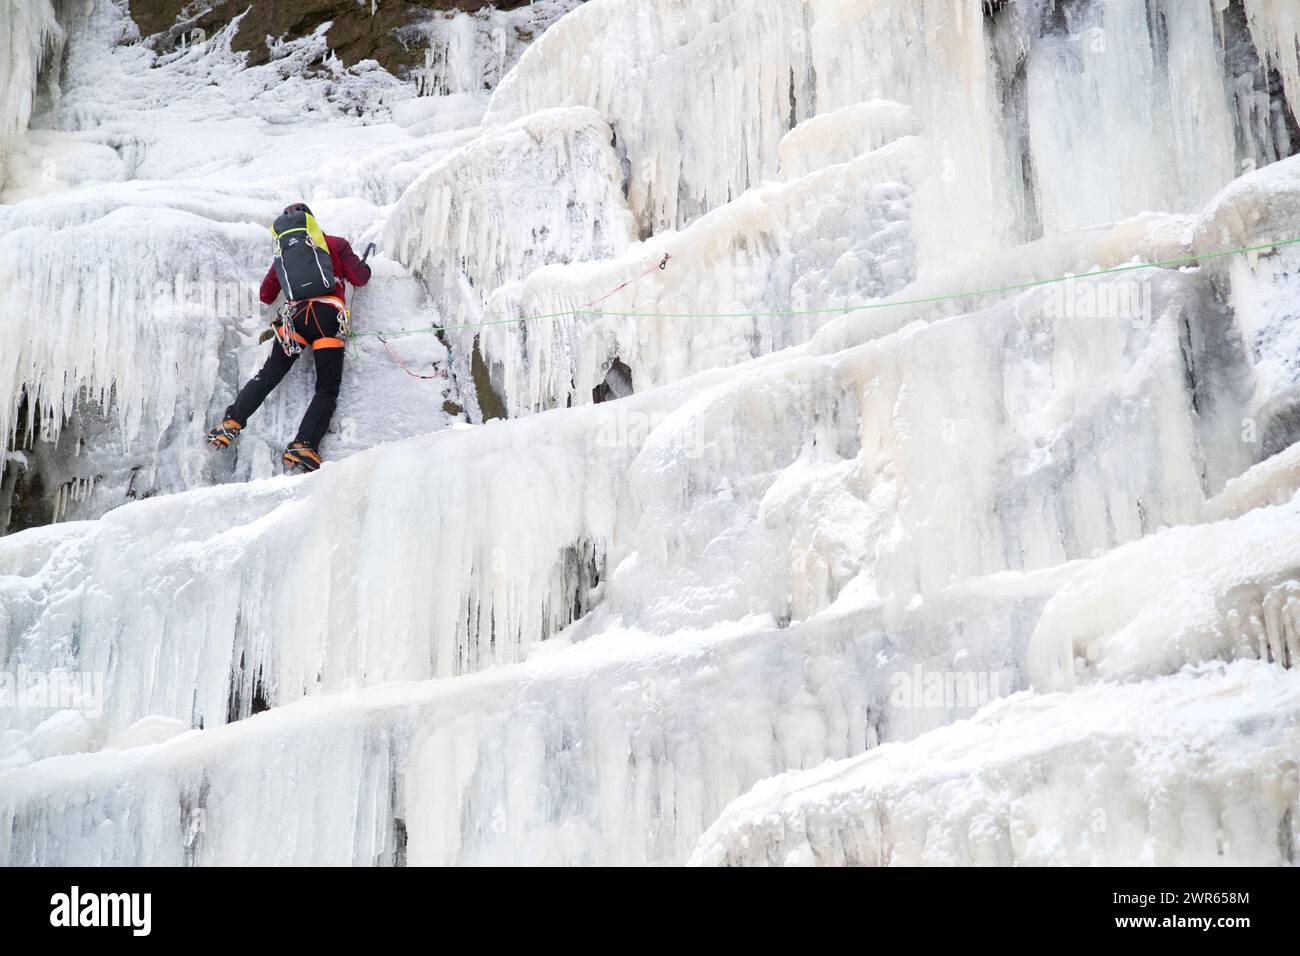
[
  {"x1": 304, "y1": 295, "x2": 347, "y2": 312},
  {"x1": 286, "y1": 295, "x2": 349, "y2": 351}
]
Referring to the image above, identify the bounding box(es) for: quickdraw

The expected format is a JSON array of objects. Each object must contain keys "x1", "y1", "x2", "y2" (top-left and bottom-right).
[
  {"x1": 271, "y1": 304, "x2": 303, "y2": 357},
  {"x1": 581, "y1": 253, "x2": 671, "y2": 312}
]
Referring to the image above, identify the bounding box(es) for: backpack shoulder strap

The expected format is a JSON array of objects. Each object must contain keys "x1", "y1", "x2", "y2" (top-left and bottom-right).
[{"x1": 303, "y1": 214, "x2": 329, "y2": 252}]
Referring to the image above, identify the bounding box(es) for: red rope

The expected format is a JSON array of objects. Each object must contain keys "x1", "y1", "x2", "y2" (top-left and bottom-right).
[
  {"x1": 581, "y1": 253, "x2": 671, "y2": 311},
  {"x1": 377, "y1": 334, "x2": 447, "y2": 380}
]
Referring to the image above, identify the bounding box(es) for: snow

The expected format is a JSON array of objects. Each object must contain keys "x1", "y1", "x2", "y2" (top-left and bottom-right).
[
  {"x1": 0, "y1": 0, "x2": 60, "y2": 190},
  {"x1": 1026, "y1": 491, "x2": 1300, "y2": 690},
  {"x1": 408, "y1": 1, "x2": 585, "y2": 98},
  {"x1": 385, "y1": 106, "x2": 637, "y2": 415},
  {"x1": 778, "y1": 100, "x2": 918, "y2": 181},
  {"x1": 0, "y1": 249, "x2": 1236, "y2": 744},
  {"x1": 0, "y1": 570, "x2": 1067, "y2": 865},
  {"x1": 3, "y1": 0, "x2": 1300, "y2": 868},
  {"x1": 690, "y1": 661, "x2": 1300, "y2": 866},
  {"x1": 477, "y1": 135, "x2": 919, "y2": 415}
]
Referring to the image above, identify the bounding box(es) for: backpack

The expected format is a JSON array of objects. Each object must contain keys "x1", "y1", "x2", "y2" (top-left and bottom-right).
[{"x1": 271, "y1": 210, "x2": 335, "y2": 301}]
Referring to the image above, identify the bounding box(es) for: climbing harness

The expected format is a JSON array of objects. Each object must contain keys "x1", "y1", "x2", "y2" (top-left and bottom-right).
[{"x1": 269, "y1": 296, "x2": 349, "y2": 356}]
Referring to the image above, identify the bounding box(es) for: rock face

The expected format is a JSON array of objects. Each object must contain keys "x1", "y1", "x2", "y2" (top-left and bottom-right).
[{"x1": 128, "y1": 0, "x2": 536, "y2": 78}]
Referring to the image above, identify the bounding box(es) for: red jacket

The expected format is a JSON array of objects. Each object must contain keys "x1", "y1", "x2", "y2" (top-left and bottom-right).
[{"x1": 260, "y1": 234, "x2": 371, "y2": 304}]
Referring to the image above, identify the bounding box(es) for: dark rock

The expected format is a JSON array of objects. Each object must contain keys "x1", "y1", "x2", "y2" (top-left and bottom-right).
[
  {"x1": 128, "y1": 0, "x2": 536, "y2": 79},
  {"x1": 592, "y1": 357, "x2": 633, "y2": 404}
]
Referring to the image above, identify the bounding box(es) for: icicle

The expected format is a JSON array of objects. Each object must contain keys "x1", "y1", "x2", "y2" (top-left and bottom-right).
[
  {"x1": 1242, "y1": 0, "x2": 1300, "y2": 125},
  {"x1": 0, "y1": 251, "x2": 1219, "y2": 740},
  {"x1": 1028, "y1": 494, "x2": 1300, "y2": 690},
  {"x1": 409, "y1": 2, "x2": 583, "y2": 98},
  {"x1": 0, "y1": 198, "x2": 266, "y2": 453},
  {"x1": 0, "y1": 0, "x2": 61, "y2": 186},
  {"x1": 478, "y1": 135, "x2": 922, "y2": 416},
  {"x1": 385, "y1": 107, "x2": 637, "y2": 415},
  {"x1": 691, "y1": 662, "x2": 1300, "y2": 866}
]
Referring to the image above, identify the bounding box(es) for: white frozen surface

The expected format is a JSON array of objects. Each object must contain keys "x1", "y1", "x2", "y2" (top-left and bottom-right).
[
  {"x1": 778, "y1": 100, "x2": 918, "y2": 181},
  {"x1": 3, "y1": 0, "x2": 1300, "y2": 868},
  {"x1": 0, "y1": 615, "x2": 876, "y2": 865},
  {"x1": 478, "y1": 136, "x2": 919, "y2": 415},
  {"x1": 385, "y1": 105, "x2": 637, "y2": 413},
  {"x1": 1028, "y1": 492, "x2": 1300, "y2": 690},
  {"x1": 0, "y1": 0, "x2": 60, "y2": 189},
  {"x1": 487, "y1": 0, "x2": 1300, "y2": 269},
  {"x1": 409, "y1": 0, "x2": 585, "y2": 97},
  {"x1": 691, "y1": 661, "x2": 1300, "y2": 866},
  {"x1": 0, "y1": 255, "x2": 1235, "y2": 743}
]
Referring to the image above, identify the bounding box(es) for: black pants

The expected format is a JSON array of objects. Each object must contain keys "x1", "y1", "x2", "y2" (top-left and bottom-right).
[{"x1": 226, "y1": 302, "x2": 345, "y2": 449}]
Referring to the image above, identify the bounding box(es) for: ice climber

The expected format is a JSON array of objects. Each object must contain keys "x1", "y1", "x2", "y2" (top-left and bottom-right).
[{"x1": 206, "y1": 203, "x2": 371, "y2": 473}]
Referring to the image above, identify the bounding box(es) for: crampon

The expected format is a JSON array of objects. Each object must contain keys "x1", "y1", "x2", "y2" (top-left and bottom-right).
[{"x1": 282, "y1": 442, "x2": 322, "y2": 474}]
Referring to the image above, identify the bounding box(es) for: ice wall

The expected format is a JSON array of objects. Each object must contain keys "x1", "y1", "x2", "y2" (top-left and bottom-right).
[
  {"x1": 1027, "y1": 488, "x2": 1300, "y2": 690},
  {"x1": 690, "y1": 661, "x2": 1300, "y2": 866},
  {"x1": 385, "y1": 106, "x2": 638, "y2": 413},
  {"x1": 1243, "y1": 0, "x2": 1300, "y2": 126},
  {"x1": 9, "y1": 618, "x2": 1287, "y2": 866},
  {"x1": 478, "y1": 136, "x2": 919, "y2": 416},
  {"x1": 0, "y1": 200, "x2": 265, "y2": 450},
  {"x1": 0, "y1": 565, "x2": 1072, "y2": 865},
  {"x1": 1023, "y1": 0, "x2": 1238, "y2": 235},
  {"x1": 0, "y1": 0, "x2": 61, "y2": 188},
  {"x1": 486, "y1": 0, "x2": 821, "y2": 236},
  {"x1": 486, "y1": 0, "x2": 1299, "y2": 268},
  {"x1": 0, "y1": 616, "x2": 874, "y2": 865},
  {"x1": 0, "y1": 253, "x2": 1234, "y2": 741},
  {"x1": 777, "y1": 100, "x2": 918, "y2": 180},
  {"x1": 0, "y1": 400, "x2": 633, "y2": 738},
  {"x1": 409, "y1": 1, "x2": 584, "y2": 97}
]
